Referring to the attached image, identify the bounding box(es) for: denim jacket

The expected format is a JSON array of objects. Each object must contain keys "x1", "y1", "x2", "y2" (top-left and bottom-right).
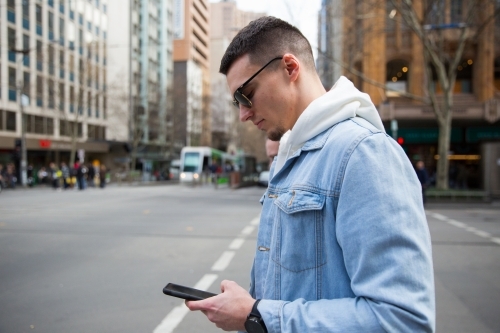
[{"x1": 250, "y1": 117, "x2": 435, "y2": 332}]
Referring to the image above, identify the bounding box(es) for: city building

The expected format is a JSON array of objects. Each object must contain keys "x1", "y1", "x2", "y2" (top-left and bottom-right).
[
  {"x1": 0, "y1": 0, "x2": 109, "y2": 179},
  {"x1": 317, "y1": 0, "x2": 500, "y2": 190},
  {"x1": 173, "y1": 0, "x2": 211, "y2": 149},
  {"x1": 107, "y1": 0, "x2": 174, "y2": 174},
  {"x1": 209, "y1": 0, "x2": 266, "y2": 161}
]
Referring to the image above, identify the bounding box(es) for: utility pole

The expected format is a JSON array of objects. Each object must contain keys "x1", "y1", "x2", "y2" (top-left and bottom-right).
[{"x1": 11, "y1": 48, "x2": 30, "y2": 187}]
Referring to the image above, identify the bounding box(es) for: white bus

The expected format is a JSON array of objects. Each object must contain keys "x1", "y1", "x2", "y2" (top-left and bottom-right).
[{"x1": 179, "y1": 146, "x2": 236, "y2": 184}]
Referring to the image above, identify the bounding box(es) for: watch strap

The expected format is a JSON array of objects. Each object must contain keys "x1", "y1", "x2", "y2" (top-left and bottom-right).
[
  {"x1": 246, "y1": 299, "x2": 267, "y2": 333},
  {"x1": 249, "y1": 299, "x2": 262, "y2": 318}
]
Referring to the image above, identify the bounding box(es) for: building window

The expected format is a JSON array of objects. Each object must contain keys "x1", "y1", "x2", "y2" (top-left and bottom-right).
[
  {"x1": 59, "y1": 18, "x2": 65, "y2": 45},
  {"x1": 450, "y1": 0, "x2": 463, "y2": 23},
  {"x1": 23, "y1": 72, "x2": 30, "y2": 102},
  {"x1": 78, "y1": 88, "x2": 84, "y2": 114},
  {"x1": 23, "y1": 0, "x2": 30, "y2": 30},
  {"x1": 7, "y1": 0, "x2": 15, "y2": 23},
  {"x1": 8, "y1": 67, "x2": 17, "y2": 102},
  {"x1": 36, "y1": 40, "x2": 43, "y2": 71},
  {"x1": 36, "y1": 5, "x2": 43, "y2": 36},
  {"x1": 34, "y1": 116, "x2": 44, "y2": 134},
  {"x1": 8, "y1": 28, "x2": 16, "y2": 62},
  {"x1": 48, "y1": 79, "x2": 55, "y2": 109},
  {"x1": 48, "y1": 45, "x2": 55, "y2": 76},
  {"x1": 25, "y1": 115, "x2": 53, "y2": 134},
  {"x1": 47, "y1": 118, "x2": 54, "y2": 135},
  {"x1": 95, "y1": 95, "x2": 100, "y2": 118},
  {"x1": 6, "y1": 111, "x2": 17, "y2": 131},
  {"x1": 23, "y1": 35, "x2": 30, "y2": 67},
  {"x1": 59, "y1": 82, "x2": 65, "y2": 111},
  {"x1": 59, "y1": 50, "x2": 65, "y2": 78},
  {"x1": 386, "y1": 59, "x2": 409, "y2": 96},
  {"x1": 59, "y1": 120, "x2": 83, "y2": 137},
  {"x1": 36, "y1": 75, "x2": 43, "y2": 107},
  {"x1": 69, "y1": 86, "x2": 75, "y2": 113},
  {"x1": 87, "y1": 91, "x2": 92, "y2": 117},
  {"x1": 48, "y1": 12, "x2": 55, "y2": 41}
]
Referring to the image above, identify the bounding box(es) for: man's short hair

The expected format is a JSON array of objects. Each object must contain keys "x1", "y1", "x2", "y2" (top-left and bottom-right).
[{"x1": 219, "y1": 16, "x2": 315, "y2": 75}]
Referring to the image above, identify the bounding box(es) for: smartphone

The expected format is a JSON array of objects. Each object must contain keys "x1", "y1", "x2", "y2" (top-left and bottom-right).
[{"x1": 163, "y1": 283, "x2": 217, "y2": 301}]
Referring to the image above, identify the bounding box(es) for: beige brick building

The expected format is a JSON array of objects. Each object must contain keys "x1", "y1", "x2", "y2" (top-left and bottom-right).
[
  {"x1": 318, "y1": 0, "x2": 500, "y2": 189},
  {"x1": 173, "y1": 0, "x2": 211, "y2": 148}
]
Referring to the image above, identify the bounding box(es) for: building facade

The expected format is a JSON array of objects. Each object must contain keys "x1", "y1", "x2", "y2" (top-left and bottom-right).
[
  {"x1": 173, "y1": 0, "x2": 210, "y2": 150},
  {"x1": 0, "y1": 0, "x2": 109, "y2": 178},
  {"x1": 209, "y1": 0, "x2": 266, "y2": 161},
  {"x1": 107, "y1": 0, "x2": 174, "y2": 173},
  {"x1": 318, "y1": 0, "x2": 500, "y2": 190}
]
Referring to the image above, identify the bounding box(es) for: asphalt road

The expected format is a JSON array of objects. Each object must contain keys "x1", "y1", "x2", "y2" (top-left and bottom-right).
[{"x1": 0, "y1": 185, "x2": 499, "y2": 333}]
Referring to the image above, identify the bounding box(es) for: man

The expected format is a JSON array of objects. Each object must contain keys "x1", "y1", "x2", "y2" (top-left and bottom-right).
[
  {"x1": 187, "y1": 16, "x2": 435, "y2": 332},
  {"x1": 415, "y1": 160, "x2": 429, "y2": 204},
  {"x1": 265, "y1": 139, "x2": 279, "y2": 168}
]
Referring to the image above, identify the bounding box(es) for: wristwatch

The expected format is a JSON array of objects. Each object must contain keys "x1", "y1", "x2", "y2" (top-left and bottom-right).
[{"x1": 244, "y1": 299, "x2": 268, "y2": 333}]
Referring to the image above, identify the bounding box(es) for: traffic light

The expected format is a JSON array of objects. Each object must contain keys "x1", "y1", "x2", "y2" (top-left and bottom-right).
[
  {"x1": 397, "y1": 137, "x2": 404, "y2": 145},
  {"x1": 12, "y1": 139, "x2": 22, "y2": 161}
]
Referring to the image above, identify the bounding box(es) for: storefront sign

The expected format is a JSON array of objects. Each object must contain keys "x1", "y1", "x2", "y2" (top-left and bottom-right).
[
  {"x1": 39, "y1": 139, "x2": 51, "y2": 148},
  {"x1": 466, "y1": 127, "x2": 500, "y2": 143}
]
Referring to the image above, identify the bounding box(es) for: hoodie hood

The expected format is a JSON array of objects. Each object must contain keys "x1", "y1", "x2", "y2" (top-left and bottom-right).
[{"x1": 274, "y1": 76, "x2": 385, "y2": 174}]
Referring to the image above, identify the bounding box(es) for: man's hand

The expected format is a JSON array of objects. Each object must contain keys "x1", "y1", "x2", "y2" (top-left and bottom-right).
[{"x1": 185, "y1": 280, "x2": 255, "y2": 331}]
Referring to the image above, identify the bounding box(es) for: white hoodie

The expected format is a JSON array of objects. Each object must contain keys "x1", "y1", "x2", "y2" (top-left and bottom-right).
[{"x1": 274, "y1": 76, "x2": 386, "y2": 174}]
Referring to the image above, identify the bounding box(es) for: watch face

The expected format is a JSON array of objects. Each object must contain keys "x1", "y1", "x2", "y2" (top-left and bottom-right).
[{"x1": 244, "y1": 317, "x2": 265, "y2": 333}]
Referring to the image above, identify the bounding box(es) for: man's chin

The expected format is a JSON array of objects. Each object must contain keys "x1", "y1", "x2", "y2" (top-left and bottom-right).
[{"x1": 267, "y1": 130, "x2": 283, "y2": 142}]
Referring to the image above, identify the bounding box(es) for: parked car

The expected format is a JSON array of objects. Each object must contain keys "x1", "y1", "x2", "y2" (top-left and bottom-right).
[
  {"x1": 169, "y1": 159, "x2": 181, "y2": 180},
  {"x1": 258, "y1": 170, "x2": 270, "y2": 187}
]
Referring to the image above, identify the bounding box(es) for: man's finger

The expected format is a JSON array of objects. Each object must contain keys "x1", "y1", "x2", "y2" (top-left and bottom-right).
[{"x1": 185, "y1": 299, "x2": 206, "y2": 311}]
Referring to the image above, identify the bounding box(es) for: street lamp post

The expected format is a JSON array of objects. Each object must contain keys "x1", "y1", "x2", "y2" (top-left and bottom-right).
[{"x1": 12, "y1": 48, "x2": 30, "y2": 187}]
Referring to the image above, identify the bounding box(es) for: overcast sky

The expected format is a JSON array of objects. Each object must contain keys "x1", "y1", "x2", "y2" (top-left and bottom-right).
[{"x1": 211, "y1": 0, "x2": 322, "y2": 59}]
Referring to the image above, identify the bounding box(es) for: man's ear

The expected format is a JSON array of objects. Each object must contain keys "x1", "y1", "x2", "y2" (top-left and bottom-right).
[{"x1": 282, "y1": 54, "x2": 300, "y2": 82}]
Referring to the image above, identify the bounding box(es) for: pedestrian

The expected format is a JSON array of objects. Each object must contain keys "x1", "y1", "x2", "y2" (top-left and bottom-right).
[
  {"x1": 265, "y1": 139, "x2": 279, "y2": 169},
  {"x1": 49, "y1": 162, "x2": 60, "y2": 190},
  {"x1": 60, "y1": 162, "x2": 70, "y2": 189},
  {"x1": 87, "y1": 163, "x2": 96, "y2": 188},
  {"x1": 38, "y1": 167, "x2": 48, "y2": 185},
  {"x1": 99, "y1": 164, "x2": 107, "y2": 188},
  {"x1": 0, "y1": 164, "x2": 5, "y2": 189},
  {"x1": 415, "y1": 160, "x2": 429, "y2": 204},
  {"x1": 6, "y1": 163, "x2": 17, "y2": 188},
  {"x1": 27, "y1": 164, "x2": 34, "y2": 187},
  {"x1": 76, "y1": 161, "x2": 87, "y2": 190},
  {"x1": 185, "y1": 16, "x2": 435, "y2": 332}
]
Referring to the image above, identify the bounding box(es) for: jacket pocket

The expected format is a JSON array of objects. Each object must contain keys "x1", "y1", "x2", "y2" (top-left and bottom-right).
[{"x1": 272, "y1": 189, "x2": 326, "y2": 272}]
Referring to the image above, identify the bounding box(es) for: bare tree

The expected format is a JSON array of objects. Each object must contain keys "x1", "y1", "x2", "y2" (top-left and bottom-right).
[
  {"x1": 317, "y1": 0, "x2": 499, "y2": 190},
  {"x1": 388, "y1": 0, "x2": 499, "y2": 189}
]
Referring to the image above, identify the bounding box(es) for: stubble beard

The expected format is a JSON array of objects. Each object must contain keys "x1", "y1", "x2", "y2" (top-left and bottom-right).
[{"x1": 267, "y1": 126, "x2": 286, "y2": 142}]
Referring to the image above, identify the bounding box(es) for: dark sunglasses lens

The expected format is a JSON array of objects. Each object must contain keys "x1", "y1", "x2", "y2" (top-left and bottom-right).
[{"x1": 234, "y1": 91, "x2": 252, "y2": 108}]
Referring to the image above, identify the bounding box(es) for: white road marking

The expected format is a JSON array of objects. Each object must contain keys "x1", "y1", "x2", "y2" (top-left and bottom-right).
[
  {"x1": 250, "y1": 217, "x2": 260, "y2": 226},
  {"x1": 153, "y1": 274, "x2": 218, "y2": 333},
  {"x1": 153, "y1": 304, "x2": 189, "y2": 333},
  {"x1": 241, "y1": 226, "x2": 255, "y2": 236},
  {"x1": 211, "y1": 251, "x2": 236, "y2": 271},
  {"x1": 229, "y1": 238, "x2": 245, "y2": 250},
  {"x1": 430, "y1": 213, "x2": 448, "y2": 221},
  {"x1": 447, "y1": 220, "x2": 466, "y2": 228},
  {"x1": 427, "y1": 211, "x2": 499, "y2": 246},
  {"x1": 153, "y1": 214, "x2": 260, "y2": 332}
]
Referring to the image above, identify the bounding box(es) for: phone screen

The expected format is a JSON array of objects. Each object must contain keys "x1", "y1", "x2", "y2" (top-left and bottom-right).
[{"x1": 163, "y1": 283, "x2": 217, "y2": 301}]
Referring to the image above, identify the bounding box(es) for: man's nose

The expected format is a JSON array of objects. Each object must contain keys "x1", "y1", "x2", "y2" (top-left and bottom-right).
[{"x1": 239, "y1": 106, "x2": 253, "y2": 122}]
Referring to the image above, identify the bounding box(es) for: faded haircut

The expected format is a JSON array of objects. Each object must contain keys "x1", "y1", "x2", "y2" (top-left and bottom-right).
[{"x1": 219, "y1": 16, "x2": 315, "y2": 75}]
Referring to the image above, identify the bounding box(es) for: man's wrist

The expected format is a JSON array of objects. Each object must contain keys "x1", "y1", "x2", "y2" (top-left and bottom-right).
[{"x1": 244, "y1": 299, "x2": 267, "y2": 333}]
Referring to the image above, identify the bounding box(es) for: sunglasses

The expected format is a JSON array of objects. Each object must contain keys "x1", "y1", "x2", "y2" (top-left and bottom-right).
[{"x1": 232, "y1": 56, "x2": 283, "y2": 109}]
